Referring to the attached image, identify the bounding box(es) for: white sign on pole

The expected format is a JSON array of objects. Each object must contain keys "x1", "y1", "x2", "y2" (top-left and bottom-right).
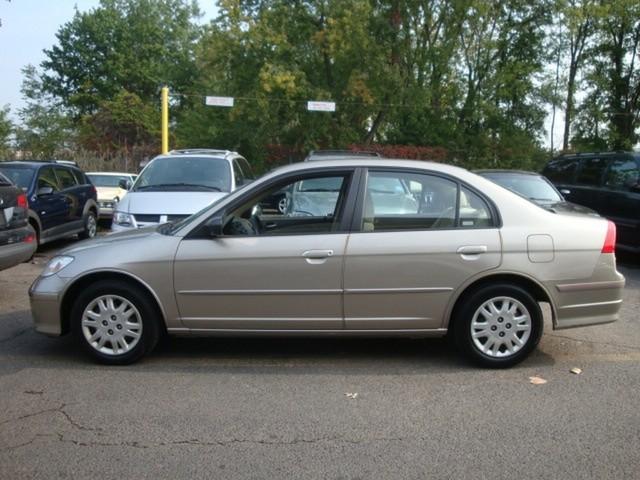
[
  {"x1": 307, "y1": 101, "x2": 336, "y2": 112},
  {"x1": 205, "y1": 96, "x2": 235, "y2": 107}
]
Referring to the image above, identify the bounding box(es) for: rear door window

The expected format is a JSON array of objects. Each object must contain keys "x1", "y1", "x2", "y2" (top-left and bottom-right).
[
  {"x1": 55, "y1": 167, "x2": 79, "y2": 189},
  {"x1": 575, "y1": 158, "x2": 608, "y2": 186},
  {"x1": 604, "y1": 158, "x2": 640, "y2": 190}
]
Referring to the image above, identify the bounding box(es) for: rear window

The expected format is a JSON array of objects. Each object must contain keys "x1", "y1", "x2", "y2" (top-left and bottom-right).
[
  {"x1": 88, "y1": 174, "x2": 129, "y2": 187},
  {"x1": 0, "y1": 172, "x2": 10, "y2": 185},
  {"x1": 0, "y1": 166, "x2": 35, "y2": 190}
]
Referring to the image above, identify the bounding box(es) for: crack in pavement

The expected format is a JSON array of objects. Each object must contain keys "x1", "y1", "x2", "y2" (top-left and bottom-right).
[
  {"x1": 0, "y1": 403, "x2": 102, "y2": 433},
  {"x1": 2, "y1": 431, "x2": 411, "y2": 452},
  {"x1": 0, "y1": 327, "x2": 32, "y2": 344}
]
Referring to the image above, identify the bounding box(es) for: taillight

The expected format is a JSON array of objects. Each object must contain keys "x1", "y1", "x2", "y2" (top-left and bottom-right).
[
  {"x1": 24, "y1": 233, "x2": 35, "y2": 243},
  {"x1": 601, "y1": 220, "x2": 616, "y2": 254},
  {"x1": 17, "y1": 193, "x2": 28, "y2": 209}
]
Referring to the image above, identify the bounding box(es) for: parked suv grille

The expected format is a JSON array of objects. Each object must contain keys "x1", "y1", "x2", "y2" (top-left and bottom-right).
[{"x1": 134, "y1": 214, "x2": 160, "y2": 223}]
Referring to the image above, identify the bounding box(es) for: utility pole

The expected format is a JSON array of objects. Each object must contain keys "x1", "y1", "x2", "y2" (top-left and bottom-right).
[{"x1": 161, "y1": 86, "x2": 169, "y2": 154}]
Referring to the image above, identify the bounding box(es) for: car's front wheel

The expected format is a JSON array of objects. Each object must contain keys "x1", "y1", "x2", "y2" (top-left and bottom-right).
[
  {"x1": 453, "y1": 284, "x2": 543, "y2": 368},
  {"x1": 71, "y1": 280, "x2": 161, "y2": 364}
]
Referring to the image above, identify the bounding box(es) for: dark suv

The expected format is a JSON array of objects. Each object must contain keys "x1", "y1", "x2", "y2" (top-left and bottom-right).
[
  {"x1": 0, "y1": 171, "x2": 36, "y2": 270},
  {"x1": 542, "y1": 151, "x2": 640, "y2": 252},
  {"x1": 0, "y1": 161, "x2": 98, "y2": 246}
]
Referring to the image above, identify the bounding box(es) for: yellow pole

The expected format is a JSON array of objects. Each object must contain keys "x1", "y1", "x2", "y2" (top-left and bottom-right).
[{"x1": 161, "y1": 86, "x2": 169, "y2": 154}]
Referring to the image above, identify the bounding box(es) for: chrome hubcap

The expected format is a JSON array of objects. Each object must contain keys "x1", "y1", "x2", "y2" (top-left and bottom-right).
[
  {"x1": 87, "y1": 215, "x2": 97, "y2": 237},
  {"x1": 278, "y1": 197, "x2": 288, "y2": 214},
  {"x1": 470, "y1": 296, "x2": 531, "y2": 358},
  {"x1": 81, "y1": 295, "x2": 142, "y2": 356}
]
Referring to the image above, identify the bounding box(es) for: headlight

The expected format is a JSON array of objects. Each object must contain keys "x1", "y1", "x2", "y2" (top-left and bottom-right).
[
  {"x1": 42, "y1": 256, "x2": 74, "y2": 277},
  {"x1": 113, "y1": 211, "x2": 134, "y2": 226}
]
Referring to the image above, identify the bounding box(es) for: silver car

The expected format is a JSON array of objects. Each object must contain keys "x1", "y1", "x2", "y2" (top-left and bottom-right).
[{"x1": 29, "y1": 159, "x2": 625, "y2": 367}]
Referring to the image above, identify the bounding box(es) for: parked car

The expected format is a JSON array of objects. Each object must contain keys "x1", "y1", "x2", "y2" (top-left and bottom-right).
[
  {"x1": 30, "y1": 158, "x2": 624, "y2": 367},
  {"x1": 542, "y1": 151, "x2": 640, "y2": 252},
  {"x1": 0, "y1": 171, "x2": 36, "y2": 270},
  {"x1": 86, "y1": 172, "x2": 137, "y2": 219},
  {"x1": 0, "y1": 161, "x2": 98, "y2": 246},
  {"x1": 111, "y1": 149, "x2": 254, "y2": 231},
  {"x1": 475, "y1": 169, "x2": 597, "y2": 215}
]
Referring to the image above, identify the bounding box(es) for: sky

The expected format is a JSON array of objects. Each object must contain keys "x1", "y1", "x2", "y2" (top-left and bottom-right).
[{"x1": 0, "y1": 0, "x2": 219, "y2": 117}]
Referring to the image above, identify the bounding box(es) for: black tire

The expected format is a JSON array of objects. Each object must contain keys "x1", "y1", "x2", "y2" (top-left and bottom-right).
[
  {"x1": 79, "y1": 211, "x2": 97, "y2": 239},
  {"x1": 453, "y1": 283, "x2": 543, "y2": 368},
  {"x1": 71, "y1": 280, "x2": 161, "y2": 365}
]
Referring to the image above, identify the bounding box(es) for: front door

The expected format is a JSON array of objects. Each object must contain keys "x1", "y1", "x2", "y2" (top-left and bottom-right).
[
  {"x1": 173, "y1": 169, "x2": 358, "y2": 330},
  {"x1": 344, "y1": 169, "x2": 502, "y2": 330},
  {"x1": 33, "y1": 167, "x2": 71, "y2": 235}
]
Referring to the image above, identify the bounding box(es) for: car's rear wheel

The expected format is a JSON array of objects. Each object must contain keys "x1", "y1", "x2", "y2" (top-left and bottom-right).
[
  {"x1": 71, "y1": 280, "x2": 160, "y2": 364},
  {"x1": 79, "y1": 211, "x2": 97, "y2": 239},
  {"x1": 453, "y1": 284, "x2": 543, "y2": 368}
]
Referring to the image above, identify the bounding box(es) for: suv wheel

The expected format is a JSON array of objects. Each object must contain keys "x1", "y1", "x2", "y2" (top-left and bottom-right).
[
  {"x1": 71, "y1": 280, "x2": 161, "y2": 364},
  {"x1": 79, "y1": 211, "x2": 97, "y2": 239},
  {"x1": 453, "y1": 284, "x2": 543, "y2": 368}
]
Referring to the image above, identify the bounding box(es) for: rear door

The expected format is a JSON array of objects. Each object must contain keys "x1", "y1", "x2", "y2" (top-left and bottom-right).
[
  {"x1": 343, "y1": 168, "x2": 502, "y2": 330},
  {"x1": 600, "y1": 155, "x2": 640, "y2": 247}
]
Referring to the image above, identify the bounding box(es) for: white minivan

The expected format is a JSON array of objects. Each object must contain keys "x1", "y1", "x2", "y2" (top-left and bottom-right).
[{"x1": 112, "y1": 149, "x2": 254, "y2": 231}]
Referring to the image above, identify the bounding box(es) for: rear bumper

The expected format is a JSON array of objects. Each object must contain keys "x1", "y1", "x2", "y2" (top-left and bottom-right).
[
  {"x1": 0, "y1": 225, "x2": 36, "y2": 271},
  {"x1": 548, "y1": 266, "x2": 625, "y2": 330}
]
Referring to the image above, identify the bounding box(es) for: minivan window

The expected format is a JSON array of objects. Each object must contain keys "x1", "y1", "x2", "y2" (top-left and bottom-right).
[
  {"x1": 544, "y1": 159, "x2": 579, "y2": 183},
  {"x1": 134, "y1": 156, "x2": 231, "y2": 192},
  {"x1": 604, "y1": 158, "x2": 639, "y2": 190},
  {"x1": 575, "y1": 158, "x2": 608, "y2": 186}
]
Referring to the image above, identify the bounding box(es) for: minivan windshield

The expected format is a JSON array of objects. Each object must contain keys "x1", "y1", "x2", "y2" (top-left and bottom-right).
[
  {"x1": 0, "y1": 165, "x2": 35, "y2": 190},
  {"x1": 482, "y1": 172, "x2": 562, "y2": 203},
  {"x1": 133, "y1": 156, "x2": 232, "y2": 192}
]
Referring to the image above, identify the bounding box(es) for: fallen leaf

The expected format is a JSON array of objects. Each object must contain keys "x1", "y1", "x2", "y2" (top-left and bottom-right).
[
  {"x1": 570, "y1": 367, "x2": 582, "y2": 375},
  {"x1": 529, "y1": 376, "x2": 547, "y2": 385},
  {"x1": 345, "y1": 392, "x2": 358, "y2": 399}
]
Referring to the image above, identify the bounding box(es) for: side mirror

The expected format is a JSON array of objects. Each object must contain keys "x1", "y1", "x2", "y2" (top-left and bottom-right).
[
  {"x1": 204, "y1": 216, "x2": 223, "y2": 237},
  {"x1": 37, "y1": 186, "x2": 54, "y2": 196},
  {"x1": 118, "y1": 179, "x2": 132, "y2": 190}
]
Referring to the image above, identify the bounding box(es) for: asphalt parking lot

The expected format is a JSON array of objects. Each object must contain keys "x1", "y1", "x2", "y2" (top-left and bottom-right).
[{"x1": 1, "y1": 238, "x2": 639, "y2": 479}]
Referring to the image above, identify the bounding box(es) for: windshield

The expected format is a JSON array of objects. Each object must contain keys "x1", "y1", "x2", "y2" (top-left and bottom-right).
[
  {"x1": 133, "y1": 156, "x2": 231, "y2": 192},
  {"x1": 88, "y1": 174, "x2": 130, "y2": 187},
  {"x1": 0, "y1": 166, "x2": 35, "y2": 190},
  {"x1": 482, "y1": 173, "x2": 562, "y2": 202}
]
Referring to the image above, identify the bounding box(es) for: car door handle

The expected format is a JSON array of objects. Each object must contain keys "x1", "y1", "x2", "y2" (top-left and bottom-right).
[
  {"x1": 456, "y1": 245, "x2": 487, "y2": 255},
  {"x1": 302, "y1": 249, "x2": 334, "y2": 259}
]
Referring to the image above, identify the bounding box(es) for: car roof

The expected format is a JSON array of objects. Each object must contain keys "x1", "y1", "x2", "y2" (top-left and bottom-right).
[
  {"x1": 305, "y1": 150, "x2": 381, "y2": 161},
  {"x1": 269, "y1": 158, "x2": 470, "y2": 178},
  {"x1": 0, "y1": 160, "x2": 77, "y2": 169},
  {"x1": 553, "y1": 151, "x2": 640, "y2": 160},
  {"x1": 474, "y1": 169, "x2": 542, "y2": 176}
]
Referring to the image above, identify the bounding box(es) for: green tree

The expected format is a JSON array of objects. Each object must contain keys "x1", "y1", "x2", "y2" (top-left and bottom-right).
[
  {"x1": 14, "y1": 65, "x2": 73, "y2": 159},
  {"x1": 0, "y1": 105, "x2": 12, "y2": 157},
  {"x1": 40, "y1": 0, "x2": 202, "y2": 116}
]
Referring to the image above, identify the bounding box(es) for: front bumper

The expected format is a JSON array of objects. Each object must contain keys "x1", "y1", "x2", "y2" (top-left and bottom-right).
[
  {"x1": 98, "y1": 201, "x2": 117, "y2": 218},
  {"x1": 0, "y1": 225, "x2": 37, "y2": 271},
  {"x1": 29, "y1": 274, "x2": 71, "y2": 336}
]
